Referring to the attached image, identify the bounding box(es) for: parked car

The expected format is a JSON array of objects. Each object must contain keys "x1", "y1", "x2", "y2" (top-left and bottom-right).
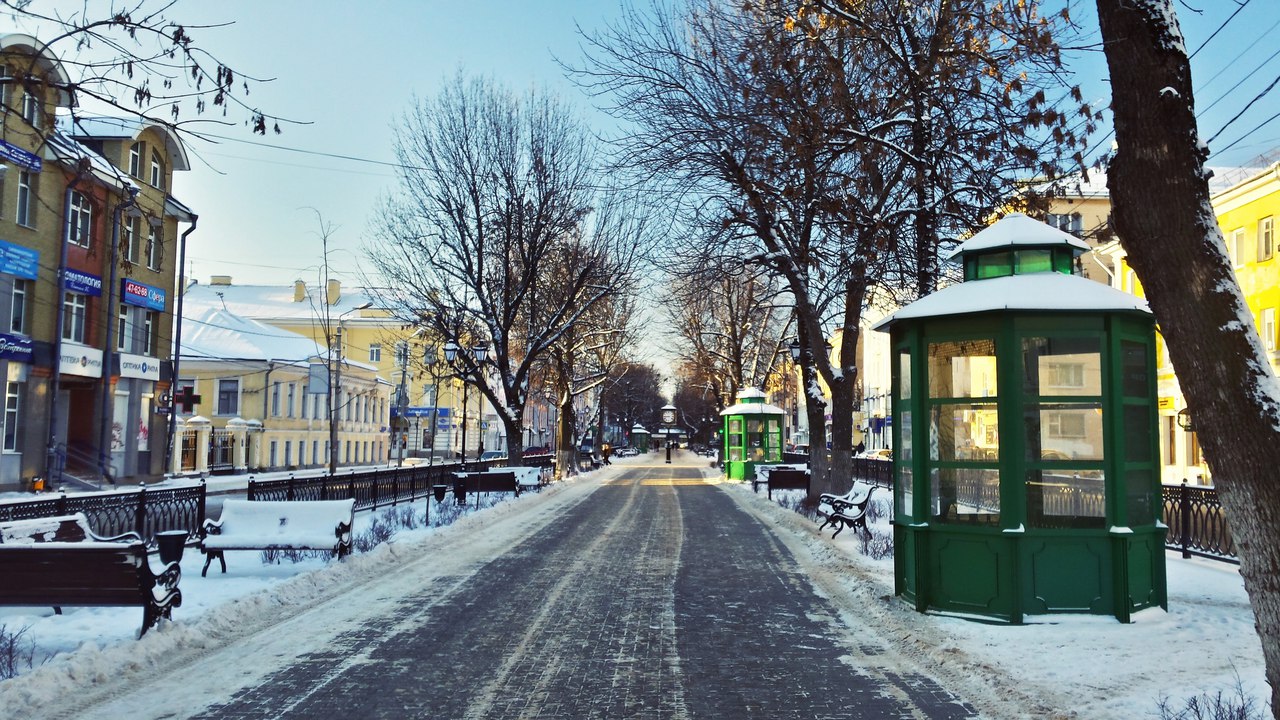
[
  {"x1": 479, "y1": 451, "x2": 507, "y2": 461},
  {"x1": 856, "y1": 448, "x2": 892, "y2": 460}
]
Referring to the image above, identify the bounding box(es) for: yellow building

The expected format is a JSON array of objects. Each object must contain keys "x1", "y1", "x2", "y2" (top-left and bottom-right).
[
  {"x1": 177, "y1": 306, "x2": 388, "y2": 472},
  {"x1": 179, "y1": 277, "x2": 489, "y2": 461}
]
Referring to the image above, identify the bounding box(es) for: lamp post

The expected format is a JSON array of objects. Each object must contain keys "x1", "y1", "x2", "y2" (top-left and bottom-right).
[
  {"x1": 443, "y1": 340, "x2": 489, "y2": 463},
  {"x1": 329, "y1": 301, "x2": 372, "y2": 474},
  {"x1": 393, "y1": 341, "x2": 409, "y2": 467},
  {"x1": 662, "y1": 404, "x2": 677, "y2": 464},
  {"x1": 423, "y1": 343, "x2": 439, "y2": 466}
]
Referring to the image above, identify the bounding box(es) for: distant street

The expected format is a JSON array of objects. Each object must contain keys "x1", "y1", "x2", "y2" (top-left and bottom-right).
[{"x1": 72, "y1": 454, "x2": 976, "y2": 719}]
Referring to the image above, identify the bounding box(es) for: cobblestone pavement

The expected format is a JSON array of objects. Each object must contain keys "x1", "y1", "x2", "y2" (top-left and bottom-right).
[{"x1": 132, "y1": 459, "x2": 977, "y2": 718}]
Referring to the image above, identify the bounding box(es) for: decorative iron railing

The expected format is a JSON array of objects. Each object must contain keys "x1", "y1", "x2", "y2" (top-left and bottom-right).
[
  {"x1": 0, "y1": 483, "x2": 206, "y2": 544},
  {"x1": 1163, "y1": 481, "x2": 1236, "y2": 563}
]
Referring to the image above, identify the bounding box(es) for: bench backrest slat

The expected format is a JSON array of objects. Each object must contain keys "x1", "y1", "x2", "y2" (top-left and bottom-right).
[
  {"x1": 0, "y1": 513, "x2": 93, "y2": 544},
  {"x1": 0, "y1": 544, "x2": 147, "y2": 606}
]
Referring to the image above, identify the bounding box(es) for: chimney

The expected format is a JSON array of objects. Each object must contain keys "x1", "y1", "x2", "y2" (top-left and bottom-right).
[
  {"x1": 326, "y1": 279, "x2": 341, "y2": 306},
  {"x1": 294, "y1": 280, "x2": 306, "y2": 303},
  {"x1": 210, "y1": 275, "x2": 232, "y2": 286}
]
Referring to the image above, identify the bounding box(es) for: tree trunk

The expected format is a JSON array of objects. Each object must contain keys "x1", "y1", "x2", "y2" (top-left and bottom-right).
[
  {"x1": 503, "y1": 410, "x2": 524, "y2": 465},
  {"x1": 555, "y1": 399, "x2": 576, "y2": 479},
  {"x1": 1096, "y1": 1, "x2": 1280, "y2": 713}
]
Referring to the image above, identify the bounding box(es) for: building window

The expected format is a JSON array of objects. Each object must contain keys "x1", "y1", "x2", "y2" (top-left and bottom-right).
[
  {"x1": 117, "y1": 305, "x2": 129, "y2": 351},
  {"x1": 1265, "y1": 308, "x2": 1276, "y2": 352},
  {"x1": 150, "y1": 150, "x2": 165, "y2": 190},
  {"x1": 147, "y1": 224, "x2": 161, "y2": 271},
  {"x1": 129, "y1": 142, "x2": 141, "y2": 178},
  {"x1": 66, "y1": 192, "x2": 92, "y2": 247},
  {"x1": 1259, "y1": 217, "x2": 1274, "y2": 262},
  {"x1": 21, "y1": 91, "x2": 40, "y2": 128},
  {"x1": 144, "y1": 310, "x2": 158, "y2": 356},
  {"x1": 0, "y1": 65, "x2": 8, "y2": 107},
  {"x1": 16, "y1": 171, "x2": 34, "y2": 228},
  {"x1": 1047, "y1": 212, "x2": 1084, "y2": 237},
  {"x1": 395, "y1": 341, "x2": 409, "y2": 367},
  {"x1": 287, "y1": 383, "x2": 296, "y2": 418},
  {"x1": 10, "y1": 279, "x2": 28, "y2": 335},
  {"x1": 3, "y1": 381, "x2": 19, "y2": 451},
  {"x1": 269, "y1": 440, "x2": 278, "y2": 468},
  {"x1": 1230, "y1": 228, "x2": 1245, "y2": 267},
  {"x1": 369, "y1": 343, "x2": 381, "y2": 363},
  {"x1": 123, "y1": 216, "x2": 140, "y2": 264},
  {"x1": 285, "y1": 441, "x2": 292, "y2": 467},
  {"x1": 216, "y1": 378, "x2": 239, "y2": 415},
  {"x1": 62, "y1": 292, "x2": 87, "y2": 343},
  {"x1": 271, "y1": 381, "x2": 281, "y2": 416}
]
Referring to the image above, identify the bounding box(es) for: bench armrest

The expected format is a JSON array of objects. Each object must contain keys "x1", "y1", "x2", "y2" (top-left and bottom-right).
[
  {"x1": 89, "y1": 529, "x2": 144, "y2": 544},
  {"x1": 201, "y1": 518, "x2": 223, "y2": 538}
]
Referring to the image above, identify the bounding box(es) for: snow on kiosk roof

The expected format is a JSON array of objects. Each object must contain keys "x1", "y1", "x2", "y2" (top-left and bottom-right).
[
  {"x1": 874, "y1": 213, "x2": 1150, "y2": 331},
  {"x1": 719, "y1": 388, "x2": 785, "y2": 416}
]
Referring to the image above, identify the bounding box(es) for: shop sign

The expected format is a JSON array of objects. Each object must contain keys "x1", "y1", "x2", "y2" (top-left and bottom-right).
[
  {"x1": 59, "y1": 344, "x2": 103, "y2": 378},
  {"x1": 0, "y1": 239, "x2": 38, "y2": 280},
  {"x1": 121, "y1": 279, "x2": 166, "y2": 311},
  {"x1": 0, "y1": 139, "x2": 41, "y2": 171},
  {"x1": 0, "y1": 332, "x2": 32, "y2": 362},
  {"x1": 64, "y1": 269, "x2": 102, "y2": 296},
  {"x1": 119, "y1": 352, "x2": 160, "y2": 380}
]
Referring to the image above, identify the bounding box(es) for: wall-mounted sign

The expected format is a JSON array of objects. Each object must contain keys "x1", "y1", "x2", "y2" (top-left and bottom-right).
[
  {"x1": 121, "y1": 279, "x2": 166, "y2": 311},
  {"x1": 118, "y1": 352, "x2": 160, "y2": 380},
  {"x1": 59, "y1": 343, "x2": 103, "y2": 378},
  {"x1": 64, "y1": 269, "x2": 102, "y2": 297},
  {"x1": 0, "y1": 239, "x2": 38, "y2": 280},
  {"x1": 0, "y1": 332, "x2": 33, "y2": 363},
  {"x1": 0, "y1": 139, "x2": 41, "y2": 171}
]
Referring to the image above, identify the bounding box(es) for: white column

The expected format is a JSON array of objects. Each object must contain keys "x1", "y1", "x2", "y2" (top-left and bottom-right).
[
  {"x1": 187, "y1": 415, "x2": 211, "y2": 475},
  {"x1": 227, "y1": 417, "x2": 248, "y2": 472}
]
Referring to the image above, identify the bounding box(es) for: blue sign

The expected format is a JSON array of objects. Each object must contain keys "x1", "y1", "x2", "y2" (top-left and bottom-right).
[
  {"x1": 0, "y1": 332, "x2": 32, "y2": 363},
  {"x1": 121, "y1": 278, "x2": 166, "y2": 310},
  {"x1": 64, "y1": 269, "x2": 102, "y2": 296},
  {"x1": 0, "y1": 239, "x2": 37, "y2": 280},
  {"x1": 0, "y1": 139, "x2": 41, "y2": 172},
  {"x1": 392, "y1": 406, "x2": 454, "y2": 419}
]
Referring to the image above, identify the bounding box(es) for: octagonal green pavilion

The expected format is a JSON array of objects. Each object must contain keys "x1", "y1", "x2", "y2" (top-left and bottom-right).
[{"x1": 872, "y1": 213, "x2": 1167, "y2": 623}]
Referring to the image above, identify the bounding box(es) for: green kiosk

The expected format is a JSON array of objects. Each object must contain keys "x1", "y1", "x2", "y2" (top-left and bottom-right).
[
  {"x1": 873, "y1": 213, "x2": 1166, "y2": 623},
  {"x1": 720, "y1": 388, "x2": 785, "y2": 481},
  {"x1": 631, "y1": 425, "x2": 650, "y2": 452}
]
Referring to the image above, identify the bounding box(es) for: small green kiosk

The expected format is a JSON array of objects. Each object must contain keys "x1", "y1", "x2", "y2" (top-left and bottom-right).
[
  {"x1": 631, "y1": 425, "x2": 650, "y2": 452},
  {"x1": 873, "y1": 213, "x2": 1166, "y2": 623},
  {"x1": 720, "y1": 388, "x2": 785, "y2": 480}
]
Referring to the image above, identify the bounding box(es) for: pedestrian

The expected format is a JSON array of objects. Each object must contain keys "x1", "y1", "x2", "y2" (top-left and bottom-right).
[{"x1": 602, "y1": 442, "x2": 613, "y2": 465}]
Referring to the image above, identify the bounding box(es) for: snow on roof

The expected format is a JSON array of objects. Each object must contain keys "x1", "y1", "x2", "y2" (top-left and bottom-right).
[
  {"x1": 948, "y1": 213, "x2": 1090, "y2": 261},
  {"x1": 720, "y1": 400, "x2": 786, "y2": 416},
  {"x1": 181, "y1": 307, "x2": 324, "y2": 363},
  {"x1": 44, "y1": 129, "x2": 134, "y2": 191},
  {"x1": 63, "y1": 115, "x2": 191, "y2": 171},
  {"x1": 182, "y1": 282, "x2": 380, "y2": 323},
  {"x1": 872, "y1": 272, "x2": 1151, "y2": 331}
]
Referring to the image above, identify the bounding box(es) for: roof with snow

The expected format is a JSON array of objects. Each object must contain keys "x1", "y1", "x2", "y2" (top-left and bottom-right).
[
  {"x1": 181, "y1": 307, "x2": 326, "y2": 363},
  {"x1": 946, "y1": 212, "x2": 1090, "y2": 261},
  {"x1": 63, "y1": 116, "x2": 191, "y2": 171},
  {"x1": 182, "y1": 281, "x2": 380, "y2": 323}
]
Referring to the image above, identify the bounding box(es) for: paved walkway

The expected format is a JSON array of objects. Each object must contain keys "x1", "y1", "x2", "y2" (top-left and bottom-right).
[{"x1": 74, "y1": 456, "x2": 977, "y2": 719}]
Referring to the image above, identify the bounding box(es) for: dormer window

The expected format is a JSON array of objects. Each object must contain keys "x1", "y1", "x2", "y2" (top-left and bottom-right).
[
  {"x1": 129, "y1": 142, "x2": 142, "y2": 178},
  {"x1": 150, "y1": 150, "x2": 165, "y2": 190}
]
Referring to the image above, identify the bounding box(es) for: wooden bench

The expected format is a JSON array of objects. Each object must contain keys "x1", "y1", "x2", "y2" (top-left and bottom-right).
[
  {"x1": 0, "y1": 541, "x2": 181, "y2": 638},
  {"x1": 752, "y1": 466, "x2": 810, "y2": 499},
  {"x1": 452, "y1": 471, "x2": 519, "y2": 504},
  {"x1": 1, "y1": 512, "x2": 142, "y2": 545},
  {"x1": 199, "y1": 499, "x2": 355, "y2": 577},
  {"x1": 505, "y1": 466, "x2": 547, "y2": 493},
  {"x1": 818, "y1": 482, "x2": 877, "y2": 538}
]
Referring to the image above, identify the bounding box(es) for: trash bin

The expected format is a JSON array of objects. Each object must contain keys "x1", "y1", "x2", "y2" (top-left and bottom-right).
[{"x1": 155, "y1": 530, "x2": 188, "y2": 565}]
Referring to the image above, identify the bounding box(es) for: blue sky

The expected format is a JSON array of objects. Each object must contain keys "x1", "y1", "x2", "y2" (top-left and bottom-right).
[{"x1": 15, "y1": 1, "x2": 1280, "y2": 288}]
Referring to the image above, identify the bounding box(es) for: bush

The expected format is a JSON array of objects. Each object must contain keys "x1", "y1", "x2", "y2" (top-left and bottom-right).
[
  {"x1": 858, "y1": 527, "x2": 894, "y2": 560},
  {"x1": 0, "y1": 623, "x2": 35, "y2": 679},
  {"x1": 1157, "y1": 676, "x2": 1265, "y2": 720},
  {"x1": 353, "y1": 513, "x2": 395, "y2": 553},
  {"x1": 259, "y1": 547, "x2": 329, "y2": 564}
]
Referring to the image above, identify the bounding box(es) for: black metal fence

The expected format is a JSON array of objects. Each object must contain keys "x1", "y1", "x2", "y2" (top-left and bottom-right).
[
  {"x1": 1163, "y1": 481, "x2": 1236, "y2": 563},
  {"x1": 0, "y1": 483, "x2": 206, "y2": 545},
  {"x1": 247, "y1": 455, "x2": 555, "y2": 513}
]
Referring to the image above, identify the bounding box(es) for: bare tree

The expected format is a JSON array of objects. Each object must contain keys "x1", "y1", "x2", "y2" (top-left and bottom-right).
[
  {"x1": 0, "y1": 1, "x2": 293, "y2": 136},
  {"x1": 1094, "y1": 0, "x2": 1280, "y2": 713},
  {"x1": 367, "y1": 73, "x2": 647, "y2": 464}
]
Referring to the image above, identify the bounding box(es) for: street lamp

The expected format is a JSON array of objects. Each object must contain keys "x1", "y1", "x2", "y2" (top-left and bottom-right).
[
  {"x1": 422, "y1": 343, "x2": 439, "y2": 466},
  {"x1": 662, "y1": 404, "x2": 677, "y2": 464},
  {"x1": 329, "y1": 301, "x2": 373, "y2": 474},
  {"x1": 443, "y1": 340, "x2": 489, "y2": 462}
]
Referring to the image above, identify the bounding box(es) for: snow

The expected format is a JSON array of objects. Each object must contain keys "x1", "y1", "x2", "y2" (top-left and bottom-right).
[
  {"x1": 199, "y1": 499, "x2": 354, "y2": 550},
  {"x1": 872, "y1": 272, "x2": 1152, "y2": 330},
  {"x1": 944, "y1": 212, "x2": 1091, "y2": 260},
  {"x1": 0, "y1": 459, "x2": 1268, "y2": 719}
]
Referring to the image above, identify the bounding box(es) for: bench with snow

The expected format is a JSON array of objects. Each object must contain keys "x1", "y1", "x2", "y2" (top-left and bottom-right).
[
  {"x1": 452, "y1": 471, "x2": 518, "y2": 505},
  {"x1": 505, "y1": 466, "x2": 548, "y2": 493},
  {"x1": 0, "y1": 515, "x2": 181, "y2": 637},
  {"x1": 818, "y1": 482, "x2": 877, "y2": 538},
  {"x1": 752, "y1": 465, "x2": 810, "y2": 499},
  {"x1": 198, "y1": 499, "x2": 354, "y2": 577}
]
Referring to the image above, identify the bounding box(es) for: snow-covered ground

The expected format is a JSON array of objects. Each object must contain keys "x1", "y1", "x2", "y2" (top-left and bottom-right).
[{"x1": 0, "y1": 457, "x2": 1267, "y2": 719}]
